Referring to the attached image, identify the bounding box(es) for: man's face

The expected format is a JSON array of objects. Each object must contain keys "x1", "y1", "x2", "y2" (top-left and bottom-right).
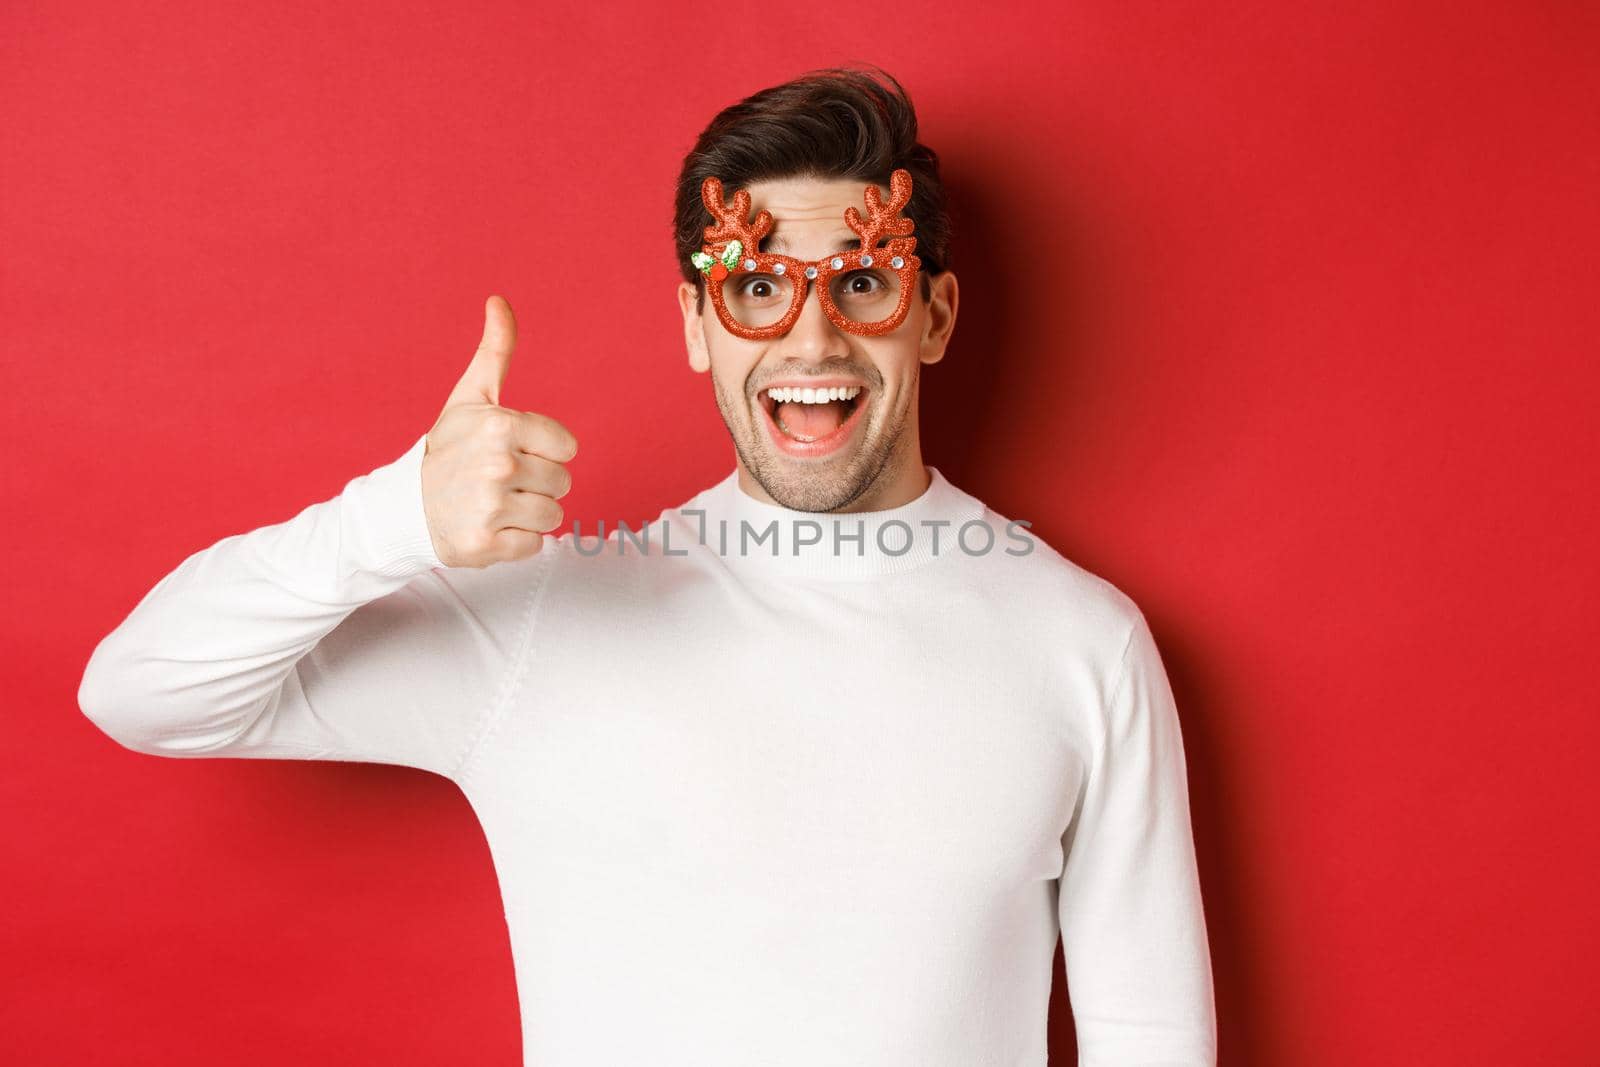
[{"x1": 677, "y1": 174, "x2": 958, "y2": 513}]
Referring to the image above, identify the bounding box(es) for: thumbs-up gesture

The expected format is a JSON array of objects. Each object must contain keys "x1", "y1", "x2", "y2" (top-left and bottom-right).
[{"x1": 421, "y1": 295, "x2": 579, "y2": 568}]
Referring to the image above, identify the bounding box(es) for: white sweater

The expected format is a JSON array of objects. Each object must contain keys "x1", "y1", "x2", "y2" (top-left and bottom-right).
[{"x1": 79, "y1": 434, "x2": 1217, "y2": 1066}]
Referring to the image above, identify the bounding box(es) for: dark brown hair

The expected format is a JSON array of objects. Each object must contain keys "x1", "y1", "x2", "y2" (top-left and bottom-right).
[{"x1": 674, "y1": 64, "x2": 950, "y2": 312}]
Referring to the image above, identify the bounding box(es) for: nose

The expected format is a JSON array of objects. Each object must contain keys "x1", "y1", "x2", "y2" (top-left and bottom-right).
[{"x1": 775, "y1": 276, "x2": 850, "y2": 362}]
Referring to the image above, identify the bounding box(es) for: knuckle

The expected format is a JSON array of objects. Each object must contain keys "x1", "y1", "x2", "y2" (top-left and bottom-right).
[
  {"x1": 478, "y1": 486, "x2": 506, "y2": 514},
  {"x1": 480, "y1": 452, "x2": 518, "y2": 481},
  {"x1": 463, "y1": 528, "x2": 495, "y2": 555},
  {"x1": 478, "y1": 409, "x2": 516, "y2": 443}
]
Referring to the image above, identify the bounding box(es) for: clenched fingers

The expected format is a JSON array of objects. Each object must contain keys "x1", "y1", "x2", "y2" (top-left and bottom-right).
[
  {"x1": 492, "y1": 487, "x2": 564, "y2": 534},
  {"x1": 510, "y1": 453, "x2": 573, "y2": 499},
  {"x1": 509, "y1": 409, "x2": 578, "y2": 463},
  {"x1": 487, "y1": 528, "x2": 543, "y2": 563}
]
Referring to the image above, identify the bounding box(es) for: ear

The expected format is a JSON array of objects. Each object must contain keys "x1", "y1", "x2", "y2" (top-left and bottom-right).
[
  {"x1": 918, "y1": 270, "x2": 959, "y2": 366},
  {"x1": 678, "y1": 280, "x2": 711, "y2": 373}
]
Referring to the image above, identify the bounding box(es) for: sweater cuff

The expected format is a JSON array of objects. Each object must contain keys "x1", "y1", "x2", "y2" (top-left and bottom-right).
[{"x1": 344, "y1": 433, "x2": 446, "y2": 577}]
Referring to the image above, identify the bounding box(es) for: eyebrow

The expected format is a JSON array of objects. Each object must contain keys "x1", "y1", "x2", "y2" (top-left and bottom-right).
[{"x1": 760, "y1": 233, "x2": 864, "y2": 255}]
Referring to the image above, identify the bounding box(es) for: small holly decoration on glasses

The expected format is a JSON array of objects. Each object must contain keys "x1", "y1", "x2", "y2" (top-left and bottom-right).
[{"x1": 691, "y1": 240, "x2": 744, "y2": 283}]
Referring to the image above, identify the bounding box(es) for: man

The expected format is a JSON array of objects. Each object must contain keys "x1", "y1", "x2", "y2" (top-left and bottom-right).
[{"x1": 79, "y1": 67, "x2": 1217, "y2": 1065}]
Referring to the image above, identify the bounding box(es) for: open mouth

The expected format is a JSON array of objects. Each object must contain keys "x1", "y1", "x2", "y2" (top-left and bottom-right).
[{"x1": 757, "y1": 383, "x2": 869, "y2": 457}]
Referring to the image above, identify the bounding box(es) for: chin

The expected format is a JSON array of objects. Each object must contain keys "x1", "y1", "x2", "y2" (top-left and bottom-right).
[
  {"x1": 765, "y1": 472, "x2": 857, "y2": 513},
  {"x1": 753, "y1": 434, "x2": 896, "y2": 513}
]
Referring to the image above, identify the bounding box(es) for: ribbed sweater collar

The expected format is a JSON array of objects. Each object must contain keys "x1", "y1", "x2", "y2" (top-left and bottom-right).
[{"x1": 676, "y1": 465, "x2": 988, "y2": 580}]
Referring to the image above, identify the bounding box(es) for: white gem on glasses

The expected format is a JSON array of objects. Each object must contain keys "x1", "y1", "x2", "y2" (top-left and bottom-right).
[
  {"x1": 891, "y1": 256, "x2": 905, "y2": 269},
  {"x1": 804, "y1": 266, "x2": 818, "y2": 279},
  {"x1": 774, "y1": 262, "x2": 787, "y2": 274},
  {"x1": 830, "y1": 257, "x2": 844, "y2": 270},
  {"x1": 860, "y1": 254, "x2": 873, "y2": 267},
  {"x1": 742, "y1": 258, "x2": 756, "y2": 271}
]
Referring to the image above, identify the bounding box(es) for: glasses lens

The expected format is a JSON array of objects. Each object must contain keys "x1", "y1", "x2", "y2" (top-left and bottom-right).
[
  {"x1": 828, "y1": 267, "x2": 903, "y2": 329},
  {"x1": 722, "y1": 270, "x2": 796, "y2": 330}
]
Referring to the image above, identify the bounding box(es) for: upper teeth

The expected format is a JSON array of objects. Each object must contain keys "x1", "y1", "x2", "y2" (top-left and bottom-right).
[{"x1": 766, "y1": 386, "x2": 862, "y2": 404}]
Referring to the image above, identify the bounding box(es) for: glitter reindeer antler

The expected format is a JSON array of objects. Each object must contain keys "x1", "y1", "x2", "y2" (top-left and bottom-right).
[
  {"x1": 843, "y1": 168, "x2": 918, "y2": 253},
  {"x1": 693, "y1": 178, "x2": 775, "y2": 282},
  {"x1": 702, "y1": 179, "x2": 773, "y2": 255}
]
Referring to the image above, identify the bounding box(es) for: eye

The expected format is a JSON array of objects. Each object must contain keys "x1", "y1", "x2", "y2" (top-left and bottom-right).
[
  {"x1": 735, "y1": 274, "x2": 782, "y2": 300},
  {"x1": 839, "y1": 270, "x2": 886, "y2": 294}
]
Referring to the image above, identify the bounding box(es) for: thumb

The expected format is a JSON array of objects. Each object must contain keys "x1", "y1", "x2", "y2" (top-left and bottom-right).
[{"x1": 444, "y1": 294, "x2": 517, "y2": 408}]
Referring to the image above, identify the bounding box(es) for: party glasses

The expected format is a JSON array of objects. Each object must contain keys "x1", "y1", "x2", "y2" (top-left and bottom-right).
[{"x1": 691, "y1": 168, "x2": 924, "y2": 340}]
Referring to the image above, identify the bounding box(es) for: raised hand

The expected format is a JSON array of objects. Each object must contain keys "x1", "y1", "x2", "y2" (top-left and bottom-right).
[{"x1": 421, "y1": 295, "x2": 579, "y2": 568}]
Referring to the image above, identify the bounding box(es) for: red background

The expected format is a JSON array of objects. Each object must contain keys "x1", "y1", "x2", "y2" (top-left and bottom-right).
[{"x1": 4, "y1": 2, "x2": 1596, "y2": 1063}]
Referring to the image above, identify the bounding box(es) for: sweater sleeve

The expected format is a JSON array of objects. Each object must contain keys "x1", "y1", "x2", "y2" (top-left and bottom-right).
[
  {"x1": 1058, "y1": 610, "x2": 1218, "y2": 1065},
  {"x1": 77, "y1": 434, "x2": 539, "y2": 780}
]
